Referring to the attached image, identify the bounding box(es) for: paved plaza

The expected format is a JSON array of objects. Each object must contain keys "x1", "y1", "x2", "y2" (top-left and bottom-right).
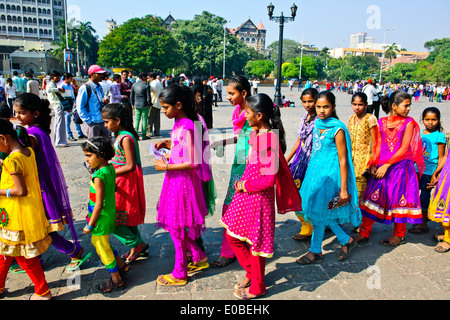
[{"x1": 3, "y1": 85, "x2": 450, "y2": 303}]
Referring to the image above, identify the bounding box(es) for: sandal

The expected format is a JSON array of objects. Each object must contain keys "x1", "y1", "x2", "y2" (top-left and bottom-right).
[
  {"x1": 234, "y1": 279, "x2": 251, "y2": 290},
  {"x1": 434, "y1": 242, "x2": 450, "y2": 253},
  {"x1": 95, "y1": 277, "x2": 125, "y2": 294},
  {"x1": 292, "y1": 234, "x2": 312, "y2": 242},
  {"x1": 338, "y1": 239, "x2": 357, "y2": 261},
  {"x1": 66, "y1": 251, "x2": 93, "y2": 271},
  {"x1": 122, "y1": 243, "x2": 149, "y2": 264},
  {"x1": 379, "y1": 237, "x2": 406, "y2": 247},
  {"x1": 187, "y1": 261, "x2": 209, "y2": 274},
  {"x1": 156, "y1": 274, "x2": 187, "y2": 287},
  {"x1": 9, "y1": 264, "x2": 26, "y2": 274},
  {"x1": 408, "y1": 225, "x2": 429, "y2": 234},
  {"x1": 233, "y1": 288, "x2": 265, "y2": 300},
  {"x1": 433, "y1": 233, "x2": 445, "y2": 242},
  {"x1": 211, "y1": 256, "x2": 236, "y2": 268},
  {"x1": 296, "y1": 252, "x2": 323, "y2": 265}
]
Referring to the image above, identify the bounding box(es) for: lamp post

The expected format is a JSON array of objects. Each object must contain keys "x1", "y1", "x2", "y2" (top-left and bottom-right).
[
  {"x1": 379, "y1": 28, "x2": 394, "y2": 83},
  {"x1": 298, "y1": 32, "x2": 304, "y2": 83},
  {"x1": 268, "y1": 2, "x2": 298, "y2": 108}
]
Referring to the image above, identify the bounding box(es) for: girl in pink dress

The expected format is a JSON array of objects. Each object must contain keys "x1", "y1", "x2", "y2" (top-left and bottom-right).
[
  {"x1": 154, "y1": 84, "x2": 213, "y2": 286},
  {"x1": 221, "y1": 93, "x2": 301, "y2": 300}
]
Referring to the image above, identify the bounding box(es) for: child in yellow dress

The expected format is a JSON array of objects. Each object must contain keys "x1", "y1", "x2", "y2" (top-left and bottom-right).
[{"x1": 0, "y1": 119, "x2": 52, "y2": 300}]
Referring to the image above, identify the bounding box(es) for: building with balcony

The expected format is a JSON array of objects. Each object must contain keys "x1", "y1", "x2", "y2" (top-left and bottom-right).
[
  {"x1": 0, "y1": 0, "x2": 66, "y2": 51},
  {"x1": 227, "y1": 19, "x2": 266, "y2": 55}
]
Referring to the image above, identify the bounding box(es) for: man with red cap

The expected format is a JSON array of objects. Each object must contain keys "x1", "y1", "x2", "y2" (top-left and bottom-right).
[{"x1": 76, "y1": 65, "x2": 110, "y2": 138}]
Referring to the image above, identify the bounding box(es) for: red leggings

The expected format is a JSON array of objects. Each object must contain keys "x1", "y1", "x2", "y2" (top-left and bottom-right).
[
  {"x1": 225, "y1": 233, "x2": 266, "y2": 296},
  {"x1": 359, "y1": 216, "x2": 406, "y2": 239},
  {"x1": 0, "y1": 255, "x2": 50, "y2": 296}
]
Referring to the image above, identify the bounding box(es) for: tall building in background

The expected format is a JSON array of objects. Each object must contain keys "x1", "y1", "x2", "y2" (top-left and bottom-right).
[
  {"x1": 106, "y1": 19, "x2": 117, "y2": 35},
  {"x1": 0, "y1": 0, "x2": 66, "y2": 51},
  {"x1": 228, "y1": 19, "x2": 266, "y2": 54}
]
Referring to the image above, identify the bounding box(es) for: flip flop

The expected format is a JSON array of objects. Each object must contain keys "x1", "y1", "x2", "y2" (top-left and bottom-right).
[
  {"x1": 234, "y1": 279, "x2": 251, "y2": 290},
  {"x1": 187, "y1": 261, "x2": 209, "y2": 274},
  {"x1": 156, "y1": 274, "x2": 188, "y2": 287},
  {"x1": 9, "y1": 264, "x2": 26, "y2": 274},
  {"x1": 66, "y1": 252, "x2": 93, "y2": 271}
]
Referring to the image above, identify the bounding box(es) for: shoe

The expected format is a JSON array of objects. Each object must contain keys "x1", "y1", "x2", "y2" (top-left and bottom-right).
[
  {"x1": 68, "y1": 137, "x2": 77, "y2": 141},
  {"x1": 141, "y1": 136, "x2": 150, "y2": 140},
  {"x1": 78, "y1": 135, "x2": 87, "y2": 139},
  {"x1": 55, "y1": 144, "x2": 69, "y2": 148}
]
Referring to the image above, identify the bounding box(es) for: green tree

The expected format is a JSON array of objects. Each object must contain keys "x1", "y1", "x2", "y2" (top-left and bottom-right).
[
  {"x1": 291, "y1": 56, "x2": 318, "y2": 80},
  {"x1": 384, "y1": 43, "x2": 400, "y2": 65},
  {"x1": 244, "y1": 60, "x2": 274, "y2": 79},
  {"x1": 52, "y1": 19, "x2": 99, "y2": 72},
  {"x1": 281, "y1": 62, "x2": 299, "y2": 79},
  {"x1": 98, "y1": 15, "x2": 181, "y2": 73},
  {"x1": 171, "y1": 11, "x2": 260, "y2": 77},
  {"x1": 424, "y1": 38, "x2": 450, "y2": 63}
]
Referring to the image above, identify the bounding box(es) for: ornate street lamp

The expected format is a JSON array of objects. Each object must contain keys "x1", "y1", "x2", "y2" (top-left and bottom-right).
[{"x1": 268, "y1": 2, "x2": 298, "y2": 108}]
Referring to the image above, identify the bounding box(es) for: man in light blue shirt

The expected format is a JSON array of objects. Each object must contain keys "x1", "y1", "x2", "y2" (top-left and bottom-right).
[
  {"x1": 12, "y1": 71, "x2": 26, "y2": 96},
  {"x1": 76, "y1": 65, "x2": 110, "y2": 139}
]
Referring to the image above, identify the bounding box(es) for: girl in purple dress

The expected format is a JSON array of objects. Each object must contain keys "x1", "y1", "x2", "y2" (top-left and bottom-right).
[
  {"x1": 13, "y1": 94, "x2": 90, "y2": 271},
  {"x1": 153, "y1": 84, "x2": 213, "y2": 286},
  {"x1": 356, "y1": 91, "x2": 425, "y2": 247}
]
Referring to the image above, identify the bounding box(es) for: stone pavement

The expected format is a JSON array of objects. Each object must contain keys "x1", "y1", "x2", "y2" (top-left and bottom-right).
[{"x1": 3, "y1": 85, "x2": 450, "y2": 302}]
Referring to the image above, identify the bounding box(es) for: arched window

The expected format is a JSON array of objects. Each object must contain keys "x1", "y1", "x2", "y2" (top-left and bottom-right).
[
  {"x1": 7, "y1": 15, "x2": 11, "y2": 22},
  {"x1": 0, "y1": 15, "x2": 5, "y2": 21},
  {"x1": 18, "y1": 27, "x2": 22, "y2": 32},
  {"x1": 246, "y1": 37, "x2": 250, "y2": 44},
  {"x1": 0, "y1": 4, "x2": 4, "y2": 10},
  {"x1": 24, "y1": 27, "x2": 28, "y2": 33},
  {"x1": 38, "y1": 8, "x2": 41, "y2": 14},
  {"x1": 251, "y1": 38, "x2": 256, "y2": 45},
  {"x1": 12, "y1": 15, "x2": 16, "y2": 23},
  {"x1": 17, "y1": 16, "x2": 21, "y2": 23},
  {"x1": 13, "y1": 26, "x2": 17, "y2": 32},
  {"x1": 44, "y1": 29, "x2": 48, "y2": 34}
]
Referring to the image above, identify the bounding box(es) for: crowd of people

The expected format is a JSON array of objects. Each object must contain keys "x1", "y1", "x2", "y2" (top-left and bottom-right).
[{"x1": 0, "y1": 66, "x2": 450, "y2": 301}]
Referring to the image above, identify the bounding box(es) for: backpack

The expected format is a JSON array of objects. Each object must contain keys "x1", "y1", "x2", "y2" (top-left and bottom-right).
[{"x1": 72, "y1": 85, "x2": 92, "y2": 125}]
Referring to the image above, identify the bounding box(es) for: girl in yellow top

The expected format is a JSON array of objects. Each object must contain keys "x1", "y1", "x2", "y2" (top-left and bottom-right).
[
  {"x1": 0, "y1": 119, "x2": 52, "y2": 300},
  {"x1": 347, "y1": 92, "x2": 378, "y2": 199}
]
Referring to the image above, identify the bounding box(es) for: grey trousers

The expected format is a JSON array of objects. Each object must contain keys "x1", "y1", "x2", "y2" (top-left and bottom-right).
[
  {"x1": 53, "y1": 103, "x2": 68, "y2": 146},
  {"x1": 87, "y1": 122, "x2": 110, "y2": 139},
  {"x1": 147, "y1": 106, "x2": 161, "y2": 136}
]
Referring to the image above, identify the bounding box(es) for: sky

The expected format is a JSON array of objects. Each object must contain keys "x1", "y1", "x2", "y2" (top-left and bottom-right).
[{"x1": 67, "y1": 0, "x2": 449, "y2": 53}]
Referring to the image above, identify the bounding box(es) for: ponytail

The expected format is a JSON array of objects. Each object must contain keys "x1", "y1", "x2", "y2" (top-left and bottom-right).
[
  {"x1": 160, "y1": 84, "x2": 198, "y2": 122},
  {"x1": 0, "y1": 119, "x2": 32, "y2": 148},
  {"x1": 101, "y1": 103, "x2": 139, "y2": 140},
  {"x1": 14, "y1": 93, "x2": 52, "y2": 134},
  {"x1": 247, "y1": 94, "x2": 287, "y2": 154},
  {"x1": 381, "y1": 90, "x2": 412, "y2": 115}
]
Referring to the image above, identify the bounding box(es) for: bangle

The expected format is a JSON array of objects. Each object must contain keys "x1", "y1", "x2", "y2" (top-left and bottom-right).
[
  {"x1": 166, "y1": 163, "x2": 169, "y2": 171},
  {"x1": 85, "y1": 223, "x2": 94, "y2": 230},
  {"x1": 6, "y1": 189, "x2": 11, "y2": 198}
]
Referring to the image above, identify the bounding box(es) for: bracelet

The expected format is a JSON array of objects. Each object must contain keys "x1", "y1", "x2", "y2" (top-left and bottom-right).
[
  {"x1": 85, "y1": 223, "x2": 94, "y2": 230},
  {"x1": 166, "y1": 163, "x2": 169, "y2": 171},
  {"x1": 6, "y1": 189, "x2": 11, "y2": 198}
]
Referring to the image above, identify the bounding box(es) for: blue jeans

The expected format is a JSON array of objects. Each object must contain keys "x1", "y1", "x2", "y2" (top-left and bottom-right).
[
  {"x1": 65, "y1": 111, "x2": 84, "y2": 138},
  {"x1": 418, "y1": 173, "x2": 432, "y2": 213},
  {"x1": 310, "y1": 222, "x2": 351, "y2": 254}
]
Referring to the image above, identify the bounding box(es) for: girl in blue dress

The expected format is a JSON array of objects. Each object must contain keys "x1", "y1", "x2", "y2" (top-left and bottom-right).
[{"x1": 297, "y1": 91, "x2": 361, "y2": 264}]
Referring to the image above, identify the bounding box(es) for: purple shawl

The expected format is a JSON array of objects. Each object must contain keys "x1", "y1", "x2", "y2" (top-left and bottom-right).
[{"x1": 27, "y1": 125, "x2": 78, "y2": 243}]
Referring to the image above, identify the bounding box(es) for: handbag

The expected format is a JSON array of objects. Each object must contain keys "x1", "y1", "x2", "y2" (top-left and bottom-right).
[{"x1": 56, "y1": 92, "x2": 73, "y2": 111}]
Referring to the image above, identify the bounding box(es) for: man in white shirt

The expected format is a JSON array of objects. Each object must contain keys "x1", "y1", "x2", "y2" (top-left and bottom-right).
[
  {"x1": 147, "y1": 73, "x2": 163, "y2": 138},
  {"x1": 362, "y1": 79, "x2": 380, "y2": 118},
  {"x1": 252, "y1": 78, "x2": 260, "y2": 95},
  {"x1": 0, "y1": 73, "x2": 6, "y2": 89},
  {"x1": 25, "y1": 72, "x2": 40, "y2": 97}
]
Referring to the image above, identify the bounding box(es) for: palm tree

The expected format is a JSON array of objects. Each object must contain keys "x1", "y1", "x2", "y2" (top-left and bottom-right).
[{"x1": 384, "y1": 43, "x2": 400, "y2": 65}]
